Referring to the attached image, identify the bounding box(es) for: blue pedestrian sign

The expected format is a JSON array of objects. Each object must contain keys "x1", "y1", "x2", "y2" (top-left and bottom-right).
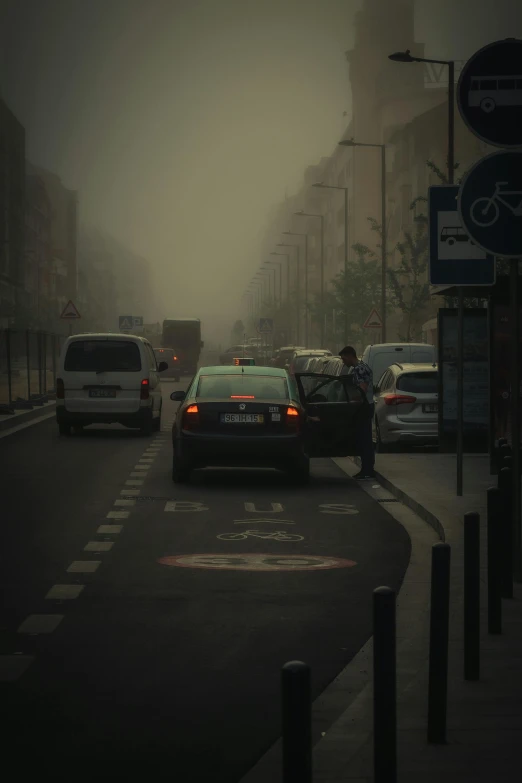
[
  {"x1": 458, "y1": 150, "x2": 522, "y2": 259},
  {"x1": 119, "y1": 315, "x2": 133, "y2": 331},
  {"x1": 257, "y1": 318, "x2": 273, "y2": 334},
  {"x1": 429, "y1": 185, "x2": 495, "y2": 286}
]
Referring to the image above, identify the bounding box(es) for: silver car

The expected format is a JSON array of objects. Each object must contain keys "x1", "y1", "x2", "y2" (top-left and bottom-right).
[{"x1": 373, "y1": 363, "x2": 438, "y2": 451}]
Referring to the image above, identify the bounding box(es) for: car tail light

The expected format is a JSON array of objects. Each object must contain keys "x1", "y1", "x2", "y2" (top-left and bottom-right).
[
  {"x1": 140, "y1": 379, "x2": 150, "y2": 400},
  {"x1": 56, "y1": 378, "x2": 64, "y2": 399},
  {"x1": 173, "y1": 355, "x2": 178, "y2": 361},
  {"x1": 230, "y1": 395, "x2": 255, "y2": 399},
  {"x1": 383, "y1": 394, "x2": 417, "y2": 406},
  {"x1": 286, "y1": 405, "x2": 300, "y2": 430},
  {"x1": 182, "y1": 404, "x2": 199, "y2": 429}
]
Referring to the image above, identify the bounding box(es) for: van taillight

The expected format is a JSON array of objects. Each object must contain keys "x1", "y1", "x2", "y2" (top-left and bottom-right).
[
  {"x1": 140, "y1": 379, "x2": 150, "y2": 400},
  {"x1": 56, "y1": 378, "x2": 65, "y2": 399}
]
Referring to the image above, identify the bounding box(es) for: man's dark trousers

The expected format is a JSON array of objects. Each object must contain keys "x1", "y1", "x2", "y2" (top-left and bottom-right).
[{"x1": 356, "y1": 403, "x2": 375, "y2": 475}]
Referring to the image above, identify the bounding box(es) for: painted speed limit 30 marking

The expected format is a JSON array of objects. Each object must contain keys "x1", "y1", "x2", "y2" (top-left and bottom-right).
[{"x1": 158, "y1": 553, "x2": 357, "y2": 571}]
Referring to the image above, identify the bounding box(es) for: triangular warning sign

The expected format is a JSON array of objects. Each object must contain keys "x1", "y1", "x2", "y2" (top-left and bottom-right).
[
  {"x1": 363, "y1": 308, "x2": 382, "y2": 329},
  {"x1": 60, "y1": 300, "x2": 81, "y2": 319},
  {"x1": 119, "y1": 317, "x2": 133, "y2": 330}
]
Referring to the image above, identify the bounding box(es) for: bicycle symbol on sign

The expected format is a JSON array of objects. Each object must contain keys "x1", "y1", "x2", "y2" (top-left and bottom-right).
[
  {"x1": 217, "y1": 529, "x2": 304, "y2": 542},
  {"x1": 470, "y1": 181, "x2": 522, "y2": 228}
]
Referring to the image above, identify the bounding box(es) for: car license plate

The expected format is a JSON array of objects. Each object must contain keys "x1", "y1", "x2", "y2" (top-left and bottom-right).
[
  {"x1": 220, "y1": 413, "x2": 264, "y2": 423},
  {"x1": 423, "y1": 403, "x2": 438, "y2": 413},
  {"x1": 89, "y1": 389, "x2": 117, "y2": 398}
]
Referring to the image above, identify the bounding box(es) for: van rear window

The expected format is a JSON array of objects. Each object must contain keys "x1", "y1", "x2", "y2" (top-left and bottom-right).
[{"x1": 64, "y1": 341, "x2": 141, "y2": 372}]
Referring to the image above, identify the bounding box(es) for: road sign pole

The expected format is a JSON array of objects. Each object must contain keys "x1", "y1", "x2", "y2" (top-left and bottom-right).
[
  {"x1": 510, "y1": 259, "x2": 522, "y2": 580},
  {"x1": 457, "y1": 287, "x2": 464, "y2": 496}
]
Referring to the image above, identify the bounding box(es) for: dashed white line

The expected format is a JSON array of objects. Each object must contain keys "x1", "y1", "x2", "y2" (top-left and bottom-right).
[
  {"x1": 106, "y1": 510, "x2": 129, "y2": 519},
  {"x1": 129, "y1": 471, "x2": 147, "y2": 477},
  {"x1": 84, "y1": 541, "x2": 114, "y2": 552},
  {"x1": 67, "y1": 561, "x2": 101, "y2": 573},
  {"x1": 121, "y1": 489, "x2": 140, "y2": 496},
  {"x1": 97, "y1": 524, "x2": 123, "y2": 534},
  {"x1": 0, "y1": 655, "x2": 35, "y2": 681},
  {"x1": 138, "y1": 458, "x2": 154, "y2": 463},
  {"x1": 46, "y1": 584, "x2": 84, "y2": 600},
  {"x1": 114, "y1": 499, "x2": 136, "y2": 506},
  {"x1": 18, "y1": 615, "x2": 64, "y2": 634},
  {"x1": 125, "y1": 479, "x2": 143, "y2": 486}
]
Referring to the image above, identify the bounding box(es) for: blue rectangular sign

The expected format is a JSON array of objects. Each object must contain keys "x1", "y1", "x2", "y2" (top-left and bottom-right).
[{"x1": 429, "y1": 185, "x2": 495, "y2": 286}]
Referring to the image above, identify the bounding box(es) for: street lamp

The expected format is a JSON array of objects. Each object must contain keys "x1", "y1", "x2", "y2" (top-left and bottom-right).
[
  {"x1": 283, "y1": 230, "x2": 309, "y2": 346},
  {"x1": 277, "y1": 241, "x2": 301, "y2": 345},
  {"x1": 265, "y1": 259, "x2": 283, "y2": 307},
  {"x1": 294, "y1": 210, "x2": 325, "y2": 347},
  {"x1": 389, "y1": 50, "x2": 454, "y2": 183},
  {"x1": 263, "y1": 262, "x2": 278, "y2": 306},
  {"x1": 271, "y1": 251, "x2": 291, "y2": 344},
  {"x1": 312, "y1": 182, "x2": 350, "y2": 342},
  {"x1": 339, "y1": 138, "x2": 387, "y2": 342}
]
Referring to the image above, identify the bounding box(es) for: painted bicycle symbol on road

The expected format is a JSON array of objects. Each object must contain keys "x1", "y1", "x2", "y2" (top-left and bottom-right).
[
  {"x1": 470, "y1": 181, "x2": 522, "y2": 227},
  {"x1": 217, "y1": 529, "x2": 304, "y2": 542}
]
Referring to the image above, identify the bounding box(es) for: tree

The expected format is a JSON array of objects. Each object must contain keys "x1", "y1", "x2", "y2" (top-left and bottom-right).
[{"x1": 231, "y1": 319, "x2": 245, "y2": 343}]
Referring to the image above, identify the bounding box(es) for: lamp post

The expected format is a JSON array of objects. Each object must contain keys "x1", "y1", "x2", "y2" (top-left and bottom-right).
[
  {"x1": 277, "y1": 241, "x2": 301, "y2": 344},
  {"x1": 266, "y1": 259, "x2": 283, "y2": 307},
  {"x1": 283, "y1": 230, "x2": 308, "y2": 346},
  {"x1": 295, "y1": 210, "x2": 325, "y2": 346},
  {"x1": 339, "y1": 138, "x2": 387, "y2": 343},
  {"x1": 271, "y1": 251, "x2": 291, "y2": 342},
  {"x1": 263, "y1": 263, "x2": 277, "y2": 307},
  {"x1": 312, "y1": 182, "x2": 350, "y2": 342}
]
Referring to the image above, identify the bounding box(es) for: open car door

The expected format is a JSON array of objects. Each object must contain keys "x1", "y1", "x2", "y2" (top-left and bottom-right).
[{"x1": 295, "y1": 373, "x2": 367, "y2": 457}]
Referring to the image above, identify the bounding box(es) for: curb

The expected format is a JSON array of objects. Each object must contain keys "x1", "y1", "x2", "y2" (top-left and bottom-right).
[
  {"x1": 372, "y1": 467, "x2": 445, "y2": 540},
  {"x1": 0, "y1": 400, "x2": 56, "y2": 432}
]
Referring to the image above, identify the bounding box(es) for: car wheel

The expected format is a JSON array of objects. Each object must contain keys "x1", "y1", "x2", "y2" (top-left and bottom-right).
[
  {"x1": 72, "y1": 423, "x2": 84, "y2": 435},
  {"x1": 153, "y1": 408, "x2": 162, "y2": 432},
  {"x1": 172, "y1": 457, "x2": 191, "y2": 483},
  {"x1": 58, "y1": 422, "x2": 71, "y2": 436},
  {"x1": 139, "y1": 413, "x2": 154, "y2": 436},
  {"x1": 375, "y1": 420, "x2": 392, "y2": 453}
]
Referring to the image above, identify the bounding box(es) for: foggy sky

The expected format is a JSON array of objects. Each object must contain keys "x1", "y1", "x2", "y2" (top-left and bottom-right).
[{"x1": 1, "y1": 0, "x2": 521, "y2": 335}]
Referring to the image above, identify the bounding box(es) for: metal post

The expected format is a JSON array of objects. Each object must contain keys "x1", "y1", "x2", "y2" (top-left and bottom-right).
[
  {"x1": 6, "y1": 329, "x2": 12, "y2": 406},
  {"x1": 464, "y1": 512, "x2": 480, "y2": 681},
  {"x1": 381, "y1": 145, "x2": 387, "y2": 342},
  {"x1": 457, "y1": 288, "x2": 464, "y2": 495},
  {"x1": 295, "y1": 245, "x2": 300, "y2": 345},
  {"x1": 320, "y1": 215, "x2": 325, "y2": 348},
  {"x1": 26, "y1": 329, "x2": 31, "y2": 401},
  {"x1": 281, "y1": 661, "x2": 312, "y2": 783},
  {"x1": 344, "y1": 187, "x2": 349, "y2": 343},
  {"x1": 498, "y1": 467, "x2": 513, "y2": 599},
  {"x1": 448, "y1": 61, "x2": 455, "y2": 185},
  {"x1": 427, "y1": 542, "x2": 451, "y2": 744},
  {"x1": 487, "y1": 487, "x2": 502, "y2": 634},
  {"x1": 304, "y1": 234, "x2": 309, "y2": 347},
  {"x1": 509, "y1": 259, "x2": 521, "y2": 580},
  {"x1": 42, "y1": 333, "x2": 47, "y2": 394},
  {"x1": 373, "y1": 586, "x2": 396, "y2": 783}
]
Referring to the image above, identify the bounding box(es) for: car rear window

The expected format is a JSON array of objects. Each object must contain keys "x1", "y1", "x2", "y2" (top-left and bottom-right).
[
  {"x1": 197, "y1": 374, "x2": 288, "y2": 399},
  {"x1": 64, "y1": 340, "x2": 141, "y2": 372},
  {"x1": 294, "y1": 356, "x2": 312, "y2": 370},
  {"x1": 396, "y1": 372, "x2": 438, "y2": 393}
]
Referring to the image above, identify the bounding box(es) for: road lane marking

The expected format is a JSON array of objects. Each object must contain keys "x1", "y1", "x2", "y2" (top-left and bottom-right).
[
  {"x1": 234, "y1": 518, "x2": 296, "y2": 525},
  {"x1": 45, "y1": 585, "x2": 84, "y2": 600},
  {"x1": 18, "y1": 615, "x2": 64, "y2": 633},
  {"x1": 106, "y1": 510, "x2": 129, "y2": 519},
  {"x1": 114, "y1": 499, "x2": 136, "y2": 506},
  {"x1": 158, "y1": 553, "x2": 357, "y2": 572},
  {"x1": 0, "y1": 655, "x2": 35, "y2": 681},
  {"x1": 244, "y1": 502, "x2": 284, "y2": 513},
  {"x1": 84, "y1": 541, "x2": 114, "y2": 552},
  {"x1": 130, "y1": 471, "x2": 147, "y2": 477},
  {"x1": 134, "y1": 464, "x2": 150, "y2": 470},
  {"x1": 138, "y1": 458, "x2": 154, "y2": 463},
  {"x1": 0, "y1": 411, "x2": 55, "y2": 439},
  {"x1": 217, "y1": 530, "x2": 304, "y2": 541},
  {"x1": 319, "y1": 504, "x2": 360, "y2": 515},
  {"x1": 67, "y1": 561, "x2": 101, "y2": 573},
  {"x1": 121, "y1": 489, "x2": 140, "y2": 496},
  {"x1": 97, "y1": 525, "x2": 123, "y2": 534},
  {"x1": 164, "y1": 501, "x2": 209, "y2": 512},
  {"x1": 126, "y1": 480, "x2": 144, "y2": 486}
]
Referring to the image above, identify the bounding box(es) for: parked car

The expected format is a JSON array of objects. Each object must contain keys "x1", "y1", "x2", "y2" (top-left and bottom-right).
[
  {"x1": 270, "y1": 346, "x2": 306, "y2": 369},
  {"x1": 169, "y1": 365, "x2": 366, "y2": 483},
  {"x1": 307, "y1": 355, "x2": 332, "y2": 373},
  {"x1": 361, "y1": 343, "x2": 436, "y2": 388},
  {"x1": 288, "y1": 349, "x2": 331, "y2": 375},
  {"x1": 219, "y1": 344, "x2": 255, "y2": 365},
  {"x1": 373, "y1": 362, "x2": 438, "y2": 451},
  {"x1": 321, "y1": 357, "x2": 344, "y2": 376},
  {"x1": 154, "y1": 347, "x2": 181, "y2": 381},
  {"x1": 56, "y1": 333, "x2": 167, "y2": 435}
]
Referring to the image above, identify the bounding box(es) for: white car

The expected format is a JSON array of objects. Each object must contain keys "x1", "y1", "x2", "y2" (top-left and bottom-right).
[{"x1": 55, "y1": 333, "x2": 167, "y2": 435}]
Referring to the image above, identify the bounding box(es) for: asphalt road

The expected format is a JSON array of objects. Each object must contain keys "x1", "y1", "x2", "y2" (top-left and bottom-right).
[{"x1": 0, "y1": 378, "x2": 411, "y2": 781}]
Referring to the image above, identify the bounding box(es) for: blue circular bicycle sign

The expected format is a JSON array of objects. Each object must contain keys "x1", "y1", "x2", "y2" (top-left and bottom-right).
[{"x1": 458, "y1": 150, "x2": 522, "y2": 258}]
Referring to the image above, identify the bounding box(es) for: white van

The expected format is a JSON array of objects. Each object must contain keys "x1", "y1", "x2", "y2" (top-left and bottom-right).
[
  {"x1": 56, "y1": 333, "x2": 168, "y2": 435},
  {"x1": 361, "y1": 343, "x2": 436, "y2": 386}
]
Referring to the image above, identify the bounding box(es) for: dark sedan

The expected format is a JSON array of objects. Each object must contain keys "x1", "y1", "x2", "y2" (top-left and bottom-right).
[
  {"x1": 169, "y1": 365, "x2": 366, "y2": 483},
  {"x1": 154, "y1": 348, "x2": 181, "y2": 380}
]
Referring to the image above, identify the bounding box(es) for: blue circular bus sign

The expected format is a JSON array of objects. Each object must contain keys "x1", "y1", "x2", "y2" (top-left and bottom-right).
[{"x1": 457, "y1": 39, "x2": 522, "y2": 148}]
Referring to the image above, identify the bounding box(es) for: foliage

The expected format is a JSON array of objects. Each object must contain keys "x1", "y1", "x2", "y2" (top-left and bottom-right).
[{"x1": 231, "y1": 319, "x2": 245, "y2": 342}]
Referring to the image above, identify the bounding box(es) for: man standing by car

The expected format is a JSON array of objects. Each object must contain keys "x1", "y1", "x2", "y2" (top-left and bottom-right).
[{"x1": 339, "y1": 346, "x2": 375, "y2": 479}]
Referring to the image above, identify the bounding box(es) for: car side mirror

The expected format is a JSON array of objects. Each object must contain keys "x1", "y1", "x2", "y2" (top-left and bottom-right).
[
  {"x1": 170, "y1": 390, "x2": 186, "y2": 402},
  {"x1": 158, "y1": 361, "x2": 168, "y2": 372}
]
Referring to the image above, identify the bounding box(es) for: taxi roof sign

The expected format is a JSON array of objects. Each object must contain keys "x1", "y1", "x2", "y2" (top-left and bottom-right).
[{"x1": 234, "y1": 357, "x2": 255, "y2": 366}]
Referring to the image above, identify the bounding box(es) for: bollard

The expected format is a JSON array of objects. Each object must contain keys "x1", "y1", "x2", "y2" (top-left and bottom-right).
[
  {"x1": 464, "y1": 513, "x2": 480, "y2": 681},
  {"x1": 281, "y1": 661, "x2": 312, "y2": 783},
  {"x1": 373, "y1": 586, "x2": 396, "y2": 783},
  {"x1": 498, "y1": 468, "x2": 513, "y2": 599},
  {"x1": 487, "y1": 487, "x2": 502, "y2": 634},
  {"x1": 427, "y1": 543, "x2": 451, "y2": 744}
]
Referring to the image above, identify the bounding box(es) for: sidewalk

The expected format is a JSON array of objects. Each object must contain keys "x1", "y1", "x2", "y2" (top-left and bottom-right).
[{"x1": 242, "y1": 454, "x2": 521, "y2": 782}]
